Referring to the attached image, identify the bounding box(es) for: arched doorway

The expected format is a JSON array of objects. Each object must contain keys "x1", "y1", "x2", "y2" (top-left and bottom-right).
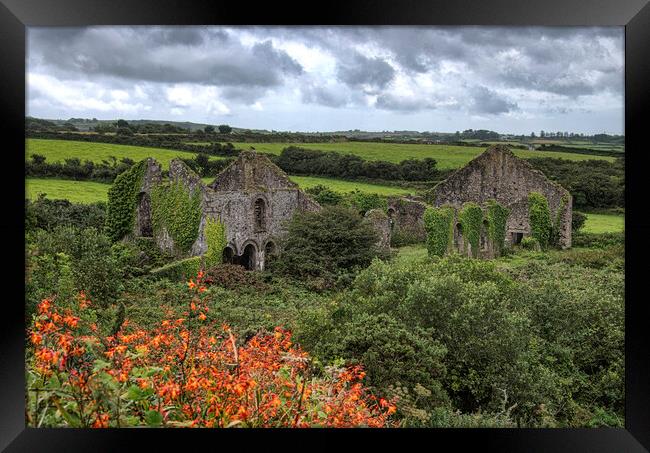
[
  {"x1": 137, "y1": 192, "x2": 153, "y2": 237},
  {"x1": 241, "y1": 243, "x2": 257, "y2": 270},
  {"x1": 222, "y1": 246, "x2": 235, "y2": 264}
]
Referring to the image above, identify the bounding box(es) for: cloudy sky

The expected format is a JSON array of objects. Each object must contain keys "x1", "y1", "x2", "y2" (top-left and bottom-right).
[{"x1": 27, "y1": 26, "x2": 624, "y2": 134}]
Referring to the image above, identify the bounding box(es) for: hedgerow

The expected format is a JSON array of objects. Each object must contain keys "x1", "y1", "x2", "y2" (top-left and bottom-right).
[
  {"x1": 423, "y1": 206, "x2": 455, "y2": 257},
  {"x1": 105, "y1": 160, "x2": 147, "y2": 242}
]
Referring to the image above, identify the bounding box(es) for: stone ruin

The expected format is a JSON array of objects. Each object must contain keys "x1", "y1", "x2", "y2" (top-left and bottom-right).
[
  {"x1": 385, "y1": 145, "x2": 572, "y2": 257},
  {"x1": 133, "y1": 151, "x2": 320, "y2": 271},
  {"x1": 130, "y1": 145, "x2": 571, "y2": 269}
]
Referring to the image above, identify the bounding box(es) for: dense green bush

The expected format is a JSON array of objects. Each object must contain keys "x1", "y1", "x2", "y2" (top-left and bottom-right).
[
  {"x1": 273, "y1": 146, "x2": 438, "y2": 181},
  {"x1": 26, "y1": 226, "x2": 128, "y2": 312},
  {"x1": 26, "y1": 196, "x2": 106, "y2": 232},
  {"x1": 270, "y1": 205, "x2": 381, "y2": 287},
  {"x1": 521, "y1": 236, "x2": 541, "y2": 251},
  {"x1": 149, "y1": 256, "x2": 202, "y2": 280},
  {"x1": 305, "y1": 184, "x2": 343, "y2": 206},
  {"x1": 572, "y1": 231, "x2": 624, "y2": 249},
  {"x1": 572, "y1": 211, "x2": 587, "y2": 232},
  {"x1": 342, "y1": 190, "x2": 387, "y2": 215},
  {"x1": 26, "y1": 154, "x2": 135, "y2": 182},
  {"x1": 299, "y1": 254, "x2": 623, "y2": 427},
  {"x1": 527, "y1": 157, "x2": 624, "y2": 210}
]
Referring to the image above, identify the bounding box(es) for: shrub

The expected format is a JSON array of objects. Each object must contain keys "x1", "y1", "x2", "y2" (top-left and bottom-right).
[
  {"x1": 572, "y1": 231, "x2": 624, "y2": 249},
  {"x1": 486, "y1": 200, "x2": 510, "y2": 255},
  {"x1": 26, "y1": 278, "x2": 397, "y2": 428},
  {"x1": 305, "y1": 184, "x2": 342, "y2": 206},
  {"x1": 521, "y1": 236, "x2": 541, "y2": 251},
  {"x1": 26, "y1": 226, "x2": 127, "y2": 310},
  {"x1": 26, "y1": 196, "x2": 106, "y2": 232},
  {"x1": 271, "y1": 205, "x2": 381, "y2": 286},
  {"x1": 572, "y1": 211, "x2": 587, "y2": 232},
  {"x1": 343, "y1": 190, "x2": 387, "y2": 215},
  {"x1": 203, "y1": 264, "x2": 269, "y2": 292}
]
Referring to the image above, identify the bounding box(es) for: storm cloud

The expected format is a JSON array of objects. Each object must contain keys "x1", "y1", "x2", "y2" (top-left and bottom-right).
[{"x1": 27, "y1": 26, "x2": 624, "y2": 134}]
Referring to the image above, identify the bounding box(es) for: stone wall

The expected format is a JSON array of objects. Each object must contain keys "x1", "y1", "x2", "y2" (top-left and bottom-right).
[
  {"x1": 364, "y1": 209, "x2": 391, "y2": 250},
  {"x1": 433, "y1": 145, "x2": 572, "y2": 249},
  {"x1": 387, "y1": 196, "x2": 428, "y2": 244}
]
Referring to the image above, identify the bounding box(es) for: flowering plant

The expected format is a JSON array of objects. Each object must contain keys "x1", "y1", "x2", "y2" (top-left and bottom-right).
[{"x1": 26, "y1": 271, "x2": 396, "y2": 428}]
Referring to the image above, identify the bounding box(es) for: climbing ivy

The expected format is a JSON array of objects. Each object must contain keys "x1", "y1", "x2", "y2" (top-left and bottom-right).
[
  {"x1": 105, "y1": 160, "x2": 147, "y2": 242},
  {"x1": 150, "y1": 181, "x2": 202, "y2": 253},
  {"x1": 204, "y1": 217, "x2": 227, "y2": 268},
  {"x1": 423, "y1": 206, "x2": 455, "y2": 257},
  {"x1": 458, "y1": 202, "x2": 483, "y2": 258},
  {"x1": 528, "y1": 192, "x2": 552, "y2": 249},
  {"x1": 550, "y1": 193, "x2": 569, "y2": 247},
  {"x1": 485, "y1": 200, "x2": 510, "y2": 255}
]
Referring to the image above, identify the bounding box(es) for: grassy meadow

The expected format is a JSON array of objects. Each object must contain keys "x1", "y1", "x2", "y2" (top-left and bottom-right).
[
  {"x1": 581, "y1": 212, "x2": 625, "y2": 233},
  {"x1": 26, "y1": 178, "x2": 110, "y2": 204},
  {"x1": 26, "y1": 139, "x2": 224, "y2": 169},
  {"x1": 227, "y1": 141, "x2": 616, "y2": 168}
]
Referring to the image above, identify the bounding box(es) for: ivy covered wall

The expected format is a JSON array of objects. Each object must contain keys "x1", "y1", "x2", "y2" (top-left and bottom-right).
[
  {"x1": 203, "y1": 217, "x2": 227, "y2": 268},
  {"x1": 458, "y1": 202, "x2": 483, "y2": 258},
  {"x1": 150, "y1": 181, "x2": 203, "y2": 254},
  {"x1": 423, "y1": 205, "x2": 455, "y2": 257},
  {"x1": 105, "y1": 160, "x2": 147, "y2": 242},
  {"x1": 485, "y1": 200, "x2": 510, "y2": 256},
  {"x1": 527, "y1": 192, "x2": 552, "y2": 249}
]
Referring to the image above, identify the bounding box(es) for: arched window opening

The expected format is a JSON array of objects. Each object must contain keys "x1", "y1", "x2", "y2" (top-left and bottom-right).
[
  {"x1": 222, "y1": 246, "x2": 235, "y2": 264},
  {"x1": 254, "y1": 198, "x2": 266, "y2": 231},
  {"x1": 241, "y1": 244, "x2": 257, "y2": 271},
  {"x1": 137, "y1": 192, "x2": 153, "y2": 237}
]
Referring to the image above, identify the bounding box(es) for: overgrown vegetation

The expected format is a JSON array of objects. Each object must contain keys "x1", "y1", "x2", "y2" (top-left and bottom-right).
[
  {"x1": 150, "y1": 181, "x2": 202, "y2": 253},
  {"x1": 527, "y1": 192, "x2": 552, "y2": 249},
  {"x1": 458, "y1": 202, "x2": 483, "y2": 257},
  {"x1": 105, "y1": 160, "x2": 147, "y2": 242},
  {"x1": 423, "y1": 206, "x2": 455, "y2": 257},
  {"x1": 486, "y1": 200, "x2": 510, "y2": 254}
]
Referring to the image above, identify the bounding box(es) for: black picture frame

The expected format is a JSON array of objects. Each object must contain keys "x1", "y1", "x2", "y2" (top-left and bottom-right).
[{"x1": 2, "y1": 0, "x2": 649, "y2": 450}]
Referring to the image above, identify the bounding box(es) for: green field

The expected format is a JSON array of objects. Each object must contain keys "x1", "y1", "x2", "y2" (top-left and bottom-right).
[
  {"x1": 228, "y1": 142, "x2": 616, "y2": 169},
  {"x1": 28, "y1": 173, "x2": 412, "y2": 204},
  {"x1": 582, "y1": 213, "x2": 625, "y2": 233},
  {"x1": 201, "y1": 175, "x2": 413, "y2": 196},
  {"x1": 26, "y1": 178, "x2": 110, "y2": 204},
  {"x1": 26, "y1": 139, "x2": 223, "y2": 169}
]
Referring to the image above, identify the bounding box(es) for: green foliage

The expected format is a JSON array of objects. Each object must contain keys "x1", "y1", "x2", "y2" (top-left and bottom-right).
[
  {"x1": 572, "y1": 211, "x2": 587, "y2": 232},
  {"x1": 527, "y1": 192, "x2": 552, "y2": 249},
  {"x1": 304, "y1": 184, "x2": 343, "y2": 206},
  {"x1": 150, "y1": 181, "x2": 202, "y2": 253},
  {"x1": 298, "y1": 311, "x2": 448, "y2": 399},
  {"x1": 458, "y1": 202, "x2": 483, "y2": 257},
  {"x1": 343, "y1": 190, "x2": 388, "y2": 215},
  {"x1": 203, "y1": 217, "x2": 227, "y2": 268},
  {"x1": 521, "y1": 236, "x2": 541, "y2": 251},
  {"x1": 486, "y1": 200, "x2": 510, "y2": 255},
  {"x1": 550, "y1": 194, "x2": 569, "y2": 246},
  {"x1": 26, "y1": 226, "x2": 127, "y2": 310},
  {"x1": 105, "y1": 160, "x2": 146, "y2": 242},
  {"x1": 423, "y1": 206, "x2": 455, "y2": 257},
  {"x1": 26, "y1": 196, "x2": 106, "y2": 232},
  {"x1": 150, "y1": 256, "x2": 202, "y2": 281},
  {"x1": 572, "y1": 231, "x2": 624, "y2": 249},
  {"x1": 270, "y1": 205, "x2": 382, "y2": 287}
]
